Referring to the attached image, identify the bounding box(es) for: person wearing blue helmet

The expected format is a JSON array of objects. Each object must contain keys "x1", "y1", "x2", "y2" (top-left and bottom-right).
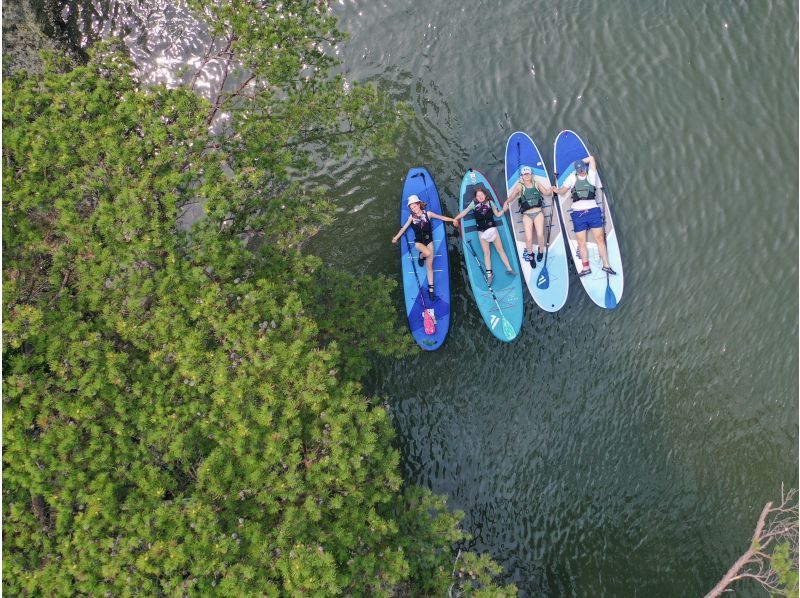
[{"x1": 553, "y1": 156, "x2": 616, "y2": 277}]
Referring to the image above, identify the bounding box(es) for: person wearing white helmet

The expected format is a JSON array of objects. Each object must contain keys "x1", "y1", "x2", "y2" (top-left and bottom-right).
[
  {"x1": 505, "y1": 165, "x2": 553, "y2": 268},
  {"x1": 392, "y1": 194, "x2": 458, "y2": 298}
]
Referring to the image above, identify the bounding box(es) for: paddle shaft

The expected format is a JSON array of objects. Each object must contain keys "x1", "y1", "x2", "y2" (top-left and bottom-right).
[
  {"x1": 465, "y1": 239, "x2": 511, "y2": 316},
  {"x1": 403, "y1": 234, "x2": 433, "y2": 316},
  {"x1": 597, "y1": 178, "x2": 617, "y2": 308}
]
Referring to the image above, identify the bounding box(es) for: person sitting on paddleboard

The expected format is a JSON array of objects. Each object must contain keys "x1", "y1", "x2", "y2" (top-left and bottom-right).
[
  {"x1": 453, "y1": 186, "x2": 515, "y2": 286},
  {"x1": 552, "y1": 156, "x2": 617, "y2": 277},
  {"x1": 505, "y1": 165, "x2": 552, "y2": 269},
  {"x1": 392, "y1": 194, "x2": 458, "y2": 298}
]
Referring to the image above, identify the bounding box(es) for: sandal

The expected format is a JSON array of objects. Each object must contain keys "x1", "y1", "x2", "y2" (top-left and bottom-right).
[
  {"x1": 417, "y1": 254, "x2": 425, "y2": 267},
  {"x1": 486, "y1": 269, "x2": 493, "y2": 285},
  {"x1": 578, "y1": 267, "x2": 592, "y2": 277},
  {"x1": 536, "y1": 251, "x2": 544, "y2": 262},
  {"x1": 602, "y1": 266, "x2": 617, "y2": 275},
  {"x1": 506, "y1": 268, "x2": 517, "y2": 277},
  {"x1": 428, "y1": 284, "x2": 436, "y2": 299}
]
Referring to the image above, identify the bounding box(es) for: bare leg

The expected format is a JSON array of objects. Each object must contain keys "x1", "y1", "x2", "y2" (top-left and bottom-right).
[
  {"x1": 533, "y1": 211, "x2": 545, "y2": 252},
  {"x1": 492, "y1": 236, "x2": 513, "y2": 271},
  {"x1": 479, "y1": 237, "x2": 492, "y2": 272},
  {"x1": 415, "y1": 241, "x2": 435, "y2": 287},
  {"x1": 590, "y1": 227, "x2": 611, "y2": 268},
  {"x1": 575, "y1": 230, "x2": 590, "y2": 272},
  {"x1": 522, "y1": 213, "x2": 534, "y2": 255}
]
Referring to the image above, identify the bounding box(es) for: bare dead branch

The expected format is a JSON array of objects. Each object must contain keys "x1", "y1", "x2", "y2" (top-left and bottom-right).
[{"x1": 705, "y1": 487, "x2": 799, "y2": 598}]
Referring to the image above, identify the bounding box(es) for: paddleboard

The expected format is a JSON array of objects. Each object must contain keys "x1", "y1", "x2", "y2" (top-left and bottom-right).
[
  {"x1": 504, "y1": 131, "x2": 569, "y2": 312},
  {"x1": 458, "y1": 168, "x2": 524, "y2": 342},
  {"x1": 400, "y1": 167, "x2": 451, "y2": 350},
  {"x1": 553, "y1": 130, "x2": 624, "y2": 308}
]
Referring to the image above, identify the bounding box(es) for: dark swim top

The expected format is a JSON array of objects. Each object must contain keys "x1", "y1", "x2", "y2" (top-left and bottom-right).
[
  {"x1": 472, "y1": 201, "x2": 496, "y2": 232},
  {"x1": 410, "y1": 211, "x2": 433, "y2": 244}
]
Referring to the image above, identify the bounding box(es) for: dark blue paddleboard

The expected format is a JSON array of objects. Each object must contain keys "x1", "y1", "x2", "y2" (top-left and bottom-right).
[{"x1": 400, "y1": 167, "x2": 451, "y2": 350}]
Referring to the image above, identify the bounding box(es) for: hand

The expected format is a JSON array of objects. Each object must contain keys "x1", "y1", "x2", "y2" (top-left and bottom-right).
[
  {"x1": 391, "y1": 236, "x2": 399, "y2": 244},
  {"x1": 452, "y1": 219, "x2": 460, "y2": 228}
]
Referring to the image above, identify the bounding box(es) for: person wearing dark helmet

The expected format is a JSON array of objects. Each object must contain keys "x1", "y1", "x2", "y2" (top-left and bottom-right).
[{"x1": 552, "y1": 156, "x2": 616, "y2": 277}]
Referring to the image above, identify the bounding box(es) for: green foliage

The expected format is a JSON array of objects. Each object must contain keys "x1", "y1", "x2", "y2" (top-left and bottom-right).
[
  {"x1": 3, "y1": 3, "x2": 514, "y2": 596},
  {"x1": 772, "y1": 541, "x2": 799, "y2": 598}
]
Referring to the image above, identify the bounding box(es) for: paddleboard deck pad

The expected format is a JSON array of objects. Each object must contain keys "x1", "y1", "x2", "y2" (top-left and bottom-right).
[
  {"x1": 400, "y1": 167, "x2": 451, "y2": 350},
  {"x1": 505, "y1": 131, "x2": 569, "y2": 312},
  {"x1": 458, "y1": 168, "x2": 524, "y2": 342},
  {"x1": 553, "y1": 130, "x2": 624, "y2": 309}
]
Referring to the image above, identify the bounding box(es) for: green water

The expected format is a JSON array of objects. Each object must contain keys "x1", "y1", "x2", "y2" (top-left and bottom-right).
[{"x1": 306, "y1": 1, "x2": 799, "y2": 595}]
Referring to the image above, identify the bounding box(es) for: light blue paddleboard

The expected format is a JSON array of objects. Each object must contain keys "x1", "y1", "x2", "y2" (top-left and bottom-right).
[
  {"x1": 400, "y1": 167, "x2": 451, "y2": 350},
  {"x1": 505, "y1": 131, "x2": 569, "y2": 312},
  {"x1": 458, "y1": 169, "x2": 524, "y2": 342},
  {"x1": 553, "y1": 129, "x2": 624, "y2": 309}
]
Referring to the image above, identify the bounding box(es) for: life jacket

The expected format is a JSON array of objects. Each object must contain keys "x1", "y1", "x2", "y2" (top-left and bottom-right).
[
  {"x1": 410, "y1": 211, "x2": 432, "y2": 242},
  {"x1": 473, "y1": 201, "x2": 496, "y2": 231},
  {"x1": 571, "y1": 176, "x2": 596, "y2": 202},
  {"x1": 518, "y1": 182, "x2": 543, "y2": 212}
]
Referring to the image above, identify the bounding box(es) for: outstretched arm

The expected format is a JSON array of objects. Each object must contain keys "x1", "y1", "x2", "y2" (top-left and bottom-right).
[
  {"x1": 453, "y1": 205, "x2": 472, "y2": 222},
  {"x1": 391, "y1": 216, "x2": 412, "y2": 243},
  {"x1": 428, "y1": 211, "x2": 458, "y2": 225}
]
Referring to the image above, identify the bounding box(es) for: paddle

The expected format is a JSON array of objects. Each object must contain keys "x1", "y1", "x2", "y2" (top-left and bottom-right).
[
  {"x1": 404, "y1": 234, "x2": 436, "y2": 334},
  {"x1": 597, "y1": 178, "x2": 618, "y2": 309},
  {"x1": 412, "y1": 171, "x2": 433, "y2": 205},
  {"x1": 413, "y1": 170, "x2": 459, "y2": 237},
  {"x1": 465, "y1": 240, "x2": 515, "y2": 340},
  {"x1": 532, "y1": 161, "x2": 557, "y2": 290}
]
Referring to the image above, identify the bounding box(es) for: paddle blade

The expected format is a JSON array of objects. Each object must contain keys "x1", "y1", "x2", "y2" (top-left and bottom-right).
[
  {"x1": 502, "y1": 317, "x2": 516, "y2": 341},
  {"x1": 604, "y1": 283, "x2": 618, "y2": 309},
  {"x1": 536, "y1": 265, "x2": 550, "y2": 289},
  {"x1": 423, "y1": 308, "x2": 436, "y2": 335}
]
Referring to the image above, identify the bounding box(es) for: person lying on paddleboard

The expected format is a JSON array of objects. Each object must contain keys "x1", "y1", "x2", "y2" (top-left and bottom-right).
[
  {"x1": 505, "y1": 165, "x2": 553, "y2": 269},
  {"x1": 552, "y1": 156, "x2": 617, "y2": 277},
  {"x1": 392, "y1": 194, "x2": 458, "y2": 298},
  {"x1": 453, "y1": 186, "x2": 516, "y2": 286}
]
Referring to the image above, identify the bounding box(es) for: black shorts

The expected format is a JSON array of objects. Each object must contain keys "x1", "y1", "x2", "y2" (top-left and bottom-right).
[{"x1": 414, "y1": 232, "x2": 433, "y2": 245}]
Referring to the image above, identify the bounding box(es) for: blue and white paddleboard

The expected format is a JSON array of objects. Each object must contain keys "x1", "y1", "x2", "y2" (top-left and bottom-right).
[
  {"x1": 458, "y1": 169, "x2": 524, "y2": 342},
  {"x1": 400, "y1": 167, "x2": 451, "y2": 350},
  {"x1": 505, "y1": 131, "x2": 569, "y2": 312},
  {"x1": 553, "y1": 130, "x2": 624, "y2": 309}
]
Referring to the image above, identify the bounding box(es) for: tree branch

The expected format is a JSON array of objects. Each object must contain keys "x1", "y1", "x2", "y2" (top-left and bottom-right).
[{"x1": 705, "y1": 502, "x2": 772, "y2": 598}]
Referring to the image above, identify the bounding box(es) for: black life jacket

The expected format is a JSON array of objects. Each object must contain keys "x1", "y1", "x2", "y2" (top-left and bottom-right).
[
  {"x1": 473, "y1": 201, "x2": 496, "y2": 231},
  {"x1": 410, "y1": 211, "x2": 432, "y2": 242},
  {"x1": 519, "y1": 183, "x2": 543, "y2": 212},
  {"x1": 571, "y1": 176, "x2": 596, "y2": 202}
]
